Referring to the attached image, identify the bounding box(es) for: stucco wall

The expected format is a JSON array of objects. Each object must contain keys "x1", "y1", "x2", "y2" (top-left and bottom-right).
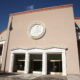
[
  {"x1": 3, "y1": 6, "x2": 80, "y2": 74},
  {"x1": 0, "y1": 30, "x2": 7, "y2": 41}
]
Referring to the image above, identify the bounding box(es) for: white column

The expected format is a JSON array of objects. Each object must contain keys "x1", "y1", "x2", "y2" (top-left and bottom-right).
[
  {"x1": 62, "y1": 50, "x2": 67, "y2": 75},
  {"x1": 42, "y1": 52, "x2": 47, "y2": 75},
  {"x1": 9, "y1": 53, "x2": 14, "y2": 72},
  {"x1": 24, "y1": 52, "x2": 30, "y2": 73}
]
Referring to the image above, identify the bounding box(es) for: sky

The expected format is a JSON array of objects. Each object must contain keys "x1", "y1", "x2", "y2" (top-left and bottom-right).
[{"x1": 0, "y1": 0, "x2": 80, "y2": 32}]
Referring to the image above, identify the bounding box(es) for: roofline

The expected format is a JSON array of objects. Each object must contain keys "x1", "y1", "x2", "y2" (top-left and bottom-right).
[
  {"x1": 10, "y1": 4, "x2": 73, "y2": 16},
  {"x1": 75, "y1": 17, "x2": 80, "y2": 20},
  {"x1": 0, "y1": 28, "x2": 7, "y2": 35}
]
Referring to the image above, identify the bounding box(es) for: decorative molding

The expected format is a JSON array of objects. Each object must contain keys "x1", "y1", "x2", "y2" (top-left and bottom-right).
[
  {"x1": 11, "y1": 47, "x2": 67, "y2": 54},
  {"x1": 28, "y1": 22, "x2": 46, "y2": 39},
  {"x1": 0, "y1": 40, "x2": 5, "y2": 44},
  {"x1": 11, "y1": 47, "x2": 67, "y2": 51}
]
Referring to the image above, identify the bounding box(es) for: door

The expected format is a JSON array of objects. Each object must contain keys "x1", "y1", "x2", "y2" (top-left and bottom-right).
[
  {"x1": 29, "y1": 54, "x2": 42, "y2": 74},
  {"x1": 13, "y1": 54, "x2": 25, "y2": 73},
  {"x1": 47, "y1": 54, "x2": 62, "y2": 75}
]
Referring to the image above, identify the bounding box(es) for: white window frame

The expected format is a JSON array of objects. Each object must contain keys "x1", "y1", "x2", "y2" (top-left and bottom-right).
[
  {"x1": 9, "y1": 47, "x2": 67, "y2": 75},
  {"x1": 0, "y1": 40, "x2": 5, "y2": 64}
]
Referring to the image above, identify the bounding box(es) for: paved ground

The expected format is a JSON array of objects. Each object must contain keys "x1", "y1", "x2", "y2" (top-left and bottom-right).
[
  {"x1": 0, "y1": 73, "x2": 80, "y2": 80},
  {"x1": 67, "y1": 75, "x2": 80, "y2": 80},
  {"x1": 0, "y1": 73, "x2": 67, "y2": 80},
  {"x1": 8, "y1": 74, "x2": 42, "y2": 80}
]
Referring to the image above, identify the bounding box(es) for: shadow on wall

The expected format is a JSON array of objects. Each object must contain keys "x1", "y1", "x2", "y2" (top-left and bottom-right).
[
  {"x1": 77, "y1": 40, "x2": 80, "y2": 69},
  {"x1": 75, "y1": 23, "x2": 80, "y2": 69}
]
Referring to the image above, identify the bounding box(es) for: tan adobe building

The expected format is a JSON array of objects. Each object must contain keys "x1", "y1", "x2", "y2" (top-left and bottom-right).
[{"x1": 0, "y1": 4, "x2": 80, "y2": 76}]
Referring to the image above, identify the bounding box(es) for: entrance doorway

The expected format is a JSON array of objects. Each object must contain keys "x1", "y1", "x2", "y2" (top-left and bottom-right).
[
  {"x1": 0, "y1": 44, "x2": 3, "y2": 70},
  {"x1": 47, "y1": 54, "x2": 62, "y2": 75},
  {"x1": 13, "y1": 54, "x2": 25, "y2": 73},
  {"x1": 10, "y1": 48, "x2": 66, "y2": 75},
  {"x1": 0, "y1": 44, "x2": 3, "y2": 56},
  {"x1": 29, "y1": 54, "x2": 42, "y2": 74},
  {"x1": 77, "y1": 40, "x2": 80, "y2": 68}
]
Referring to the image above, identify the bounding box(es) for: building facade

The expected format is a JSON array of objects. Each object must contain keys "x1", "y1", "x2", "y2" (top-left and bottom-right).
[{"x1": 0, "y1": 4, "x2": 80, "y2": 76}]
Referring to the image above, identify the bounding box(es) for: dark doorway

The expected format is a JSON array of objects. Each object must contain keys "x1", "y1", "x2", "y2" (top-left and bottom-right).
[
  {"x1": 0, "y1": 44, "x2": 3, "y2": 56},
  {"x1": 13, "y1": 54, "x2": 25, "y2": 73},
  {"x1": 47, "y1": 54, "x2": 62, "y2": 74},
  {"x1": 77, "y1": 40, "x2": 80, "y2": 69},
  {"x1": 0, "y1": 44, "x2": 3, "y2": 70},
  {"x1": 29, "y1": 54, "x2": 42, "y2": 74}
]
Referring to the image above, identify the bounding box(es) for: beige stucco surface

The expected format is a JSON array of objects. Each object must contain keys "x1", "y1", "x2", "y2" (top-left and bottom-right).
[
  {"x1": 1, "y1": 5, "x2": 80, "y2": 75},
  {"x1": 0, "y1": 30, "x2": 7, "y2": 41}
]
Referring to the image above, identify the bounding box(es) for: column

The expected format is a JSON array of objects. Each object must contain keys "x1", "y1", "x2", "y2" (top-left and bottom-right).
[
  {"x1": 9, "y1": 53, "x2": 14, "y2": 72},
  {"x1": 24, "y1": 52, "x2": 30, "y2": 73},
  {"x1": 62, "y1": 50, "x2": 67, "y2": 75},
  {"x1": 42, "y1": 52, "x2": 47, "y2": 75}
]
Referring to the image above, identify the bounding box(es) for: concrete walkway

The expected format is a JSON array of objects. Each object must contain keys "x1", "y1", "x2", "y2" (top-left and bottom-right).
[
  {"x1": 0, "y1": 73, "x2": 80, "y2": 80},
  {"x1": 67, "y1": 75, "x2": 80, "y2": 80},
  {"x1": 8, "y1": 74, "x2": 42, "y2": 80},
  {"x1": 0, "y1": 74, "x2": 67, "y2": 80}
]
